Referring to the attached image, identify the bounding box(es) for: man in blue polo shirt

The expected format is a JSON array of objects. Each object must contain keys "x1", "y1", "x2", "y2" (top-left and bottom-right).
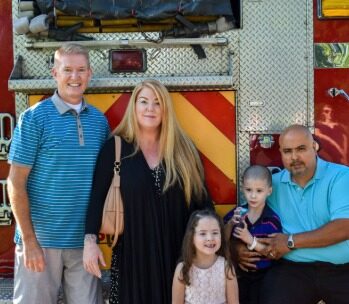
[
  {"x1": 237, "y1": 124, "x2": 349, "y2": 304},
  {"x1": 7, "y1": 43, "x2": 110, "y2": 304}
]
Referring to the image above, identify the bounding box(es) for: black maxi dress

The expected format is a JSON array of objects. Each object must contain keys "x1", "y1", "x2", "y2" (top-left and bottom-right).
[{"x1": 85, "y1": 137, "x2": 213, "y2": 304}]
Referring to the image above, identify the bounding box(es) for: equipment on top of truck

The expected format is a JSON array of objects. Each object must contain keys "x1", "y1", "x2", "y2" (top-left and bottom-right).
[
  {"x1": 35, "y1": 0, "x2": 234, "y2": 19},
  {"x1": 47, "y1": 22, "x2": 93, "y2": 41},
  {"x1": 14, "y1": 0, "x2": 237, "y2": 39},
  {"x1": 14, "y1": 0, "x2": 236, "y2": 60}
]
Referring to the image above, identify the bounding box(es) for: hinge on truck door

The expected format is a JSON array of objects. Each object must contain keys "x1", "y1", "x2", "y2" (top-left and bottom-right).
[
  {"x1": 0, "y1": 180, "x2": 12, "y2": 226},
  {"x1": 0, "y1": 113, "x2": 14, "y2": 161}
]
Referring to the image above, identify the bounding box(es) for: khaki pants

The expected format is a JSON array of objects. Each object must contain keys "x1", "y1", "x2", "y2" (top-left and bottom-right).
[{"x1": 13, "y1": 246, "x2": 103, "y2": 304}]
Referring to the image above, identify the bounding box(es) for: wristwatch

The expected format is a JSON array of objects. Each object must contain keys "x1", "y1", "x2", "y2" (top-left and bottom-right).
[{"x1": 287, "y1": 234, "x2": 295, "y2": 250}]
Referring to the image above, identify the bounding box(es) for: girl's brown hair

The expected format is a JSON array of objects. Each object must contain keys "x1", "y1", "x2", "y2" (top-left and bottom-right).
[{"x1": 179, "y1": 209, "x2": 235, "y2": 286}]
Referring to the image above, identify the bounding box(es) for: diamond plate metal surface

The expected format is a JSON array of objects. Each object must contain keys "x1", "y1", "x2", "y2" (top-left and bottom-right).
[
  {"x1": 239, "y1": 0, "x2": 313, "y2": 132},
  {"x1": 237, "y1": 0, "x2": 313, "y2": 186},
  {"x1": 15, "y1": 38, "x2": 236, "y2": 76},
  {"x1": 14, "y1": 93, "x2": 28, "y2": 119},
  {"x1": 237, "y1": 131, "x2": 250, "y2": 200}
]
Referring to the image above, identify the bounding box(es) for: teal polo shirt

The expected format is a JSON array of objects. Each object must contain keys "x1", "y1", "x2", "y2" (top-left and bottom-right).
[
  {"x1": 8, "y1": 92, "x2": 110, "y2": 248},
  {"x1": 269, "y1": 158, "x2": 349, "y2": 264}
]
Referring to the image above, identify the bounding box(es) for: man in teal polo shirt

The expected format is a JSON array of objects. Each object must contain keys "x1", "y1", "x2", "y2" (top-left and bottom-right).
[
  {"x1": 263, "y1": 124, "x2": 349, "y2": 303},
  {"x1": 237, "y1": 124, "x2": 349, "y2": 304},
  {"x1": 7, "y1": 43, "x2": 110, "y2": 304}
]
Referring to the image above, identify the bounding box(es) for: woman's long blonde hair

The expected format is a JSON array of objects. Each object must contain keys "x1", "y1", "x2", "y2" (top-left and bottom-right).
[{"x1": 112, "y1": 79, "x2": 206, "y2": 203}]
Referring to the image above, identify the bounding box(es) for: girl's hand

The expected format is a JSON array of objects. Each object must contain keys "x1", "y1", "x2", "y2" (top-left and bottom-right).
[{"x1": 233, "y1": 220, "x2": 253, "y2": 245}]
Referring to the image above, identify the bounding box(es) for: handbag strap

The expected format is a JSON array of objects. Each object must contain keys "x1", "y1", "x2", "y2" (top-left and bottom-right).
[
  {"x1": 114, "y1": 136, "x2": 121, "y2": 175},
  {"x1": 112, "y1": 136, "x2": 122, "y2": 248}
]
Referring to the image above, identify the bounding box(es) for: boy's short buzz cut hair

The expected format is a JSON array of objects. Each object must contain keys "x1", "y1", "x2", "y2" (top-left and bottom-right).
[{"x1": 243, "y1": 165, "x2": 272, "y2": 187}]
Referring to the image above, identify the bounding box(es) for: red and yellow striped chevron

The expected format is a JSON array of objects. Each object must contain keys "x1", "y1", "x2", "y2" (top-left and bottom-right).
[{"x1": 29, "y1": 91, "x2": 237, "y2": 215}]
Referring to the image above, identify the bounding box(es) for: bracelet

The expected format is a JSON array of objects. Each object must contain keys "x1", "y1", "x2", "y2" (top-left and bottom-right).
[{"x1": 247, "y1": 236, "x2": 257, "y2": 251}]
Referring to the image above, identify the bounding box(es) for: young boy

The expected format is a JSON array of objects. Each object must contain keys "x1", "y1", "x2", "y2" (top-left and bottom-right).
[{"x1": 225, "y1": 165, "x2": 282, "y2": 304}]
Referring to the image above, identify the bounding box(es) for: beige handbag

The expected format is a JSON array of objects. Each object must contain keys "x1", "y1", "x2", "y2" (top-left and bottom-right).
[{"x1": 100, "y1": 136, "x2": 124, "y2": 248}]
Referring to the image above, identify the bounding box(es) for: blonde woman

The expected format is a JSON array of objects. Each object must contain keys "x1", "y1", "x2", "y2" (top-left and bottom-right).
[{"x1": 83, "y1": 79, "x2": 213, "y2": 304}]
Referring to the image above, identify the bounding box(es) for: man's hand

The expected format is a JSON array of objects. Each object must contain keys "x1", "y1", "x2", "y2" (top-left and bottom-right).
[
  {"x1": 258, "y1": 233, "x2": 290, "y2": 260},
  {"x1": 23, "y1": 239, "x2": 46, "y2": 272},
  {"x1": 83, "y1": 234, "x2": 106, "y2": 278},
  {"x1": 235, "y1": 242, "x2": 261, "y2": 271}
]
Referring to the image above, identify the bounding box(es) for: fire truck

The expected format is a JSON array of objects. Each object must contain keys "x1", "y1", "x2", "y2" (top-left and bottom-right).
[{"x1": 1, "y1": 0, "x2": 349, "y2": 302}]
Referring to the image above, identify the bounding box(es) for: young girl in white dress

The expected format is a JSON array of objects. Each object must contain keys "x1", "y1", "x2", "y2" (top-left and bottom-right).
[{"x1": 172, "y1": 209, "x2": 239, "y2": 304}]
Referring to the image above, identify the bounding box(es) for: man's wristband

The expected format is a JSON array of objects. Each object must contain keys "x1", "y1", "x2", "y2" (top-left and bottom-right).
[{"x1": 247, "y1": 236, "x2": 257, "y2": 251}]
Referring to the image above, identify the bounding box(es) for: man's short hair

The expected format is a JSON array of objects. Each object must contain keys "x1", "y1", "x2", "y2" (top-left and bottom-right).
[
  {"x1": 280, "y1": 124, "x2": 313, "y2": 142},
  {"x1": 54, "y1": 43, "x2": 90, "y2": 67}
]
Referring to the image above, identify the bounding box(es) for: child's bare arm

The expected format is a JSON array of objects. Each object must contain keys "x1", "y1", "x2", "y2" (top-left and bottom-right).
[
  {"x1": 226, "y1": 266, "x2": 239, "y2": 304},
  {"x1": 233, "y1": 221, "x2": 253, "y2": 245},
  {"x1": 172, "y1": 263, "x2": 185, "y2": 304},
  {"x1": 233, "y1": 221, "x2": 267, "y2": 255},
  {"x1": 246, "y1": 236, "x2": 268, "y2": 255}
]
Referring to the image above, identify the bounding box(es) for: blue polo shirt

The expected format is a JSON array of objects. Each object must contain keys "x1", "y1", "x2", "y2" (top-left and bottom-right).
[
  {"x1": 269, "y1": 157, "x2": 349, "y2": 264},
  {"x1": 8, "y1": 92, "x2": 110, "y2": 248}
]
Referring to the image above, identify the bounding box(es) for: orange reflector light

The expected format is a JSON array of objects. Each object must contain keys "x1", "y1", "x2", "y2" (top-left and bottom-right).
[{"x1": 109, "y1": 49, "x2": 146, "y2": 72}]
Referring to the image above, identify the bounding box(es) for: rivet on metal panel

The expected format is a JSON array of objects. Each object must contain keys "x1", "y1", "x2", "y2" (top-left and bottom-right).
[
  {"x1": 0, "y1": 113, "x2": 15, "y2": 160},
  {"x1": 0, "y1": 180, "x2": 12, "y2": 226}
]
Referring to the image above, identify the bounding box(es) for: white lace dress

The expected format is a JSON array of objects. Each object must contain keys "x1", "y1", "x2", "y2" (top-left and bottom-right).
[{"x1": 185, "y1": 256, "x2": 226, "y2": 304}]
